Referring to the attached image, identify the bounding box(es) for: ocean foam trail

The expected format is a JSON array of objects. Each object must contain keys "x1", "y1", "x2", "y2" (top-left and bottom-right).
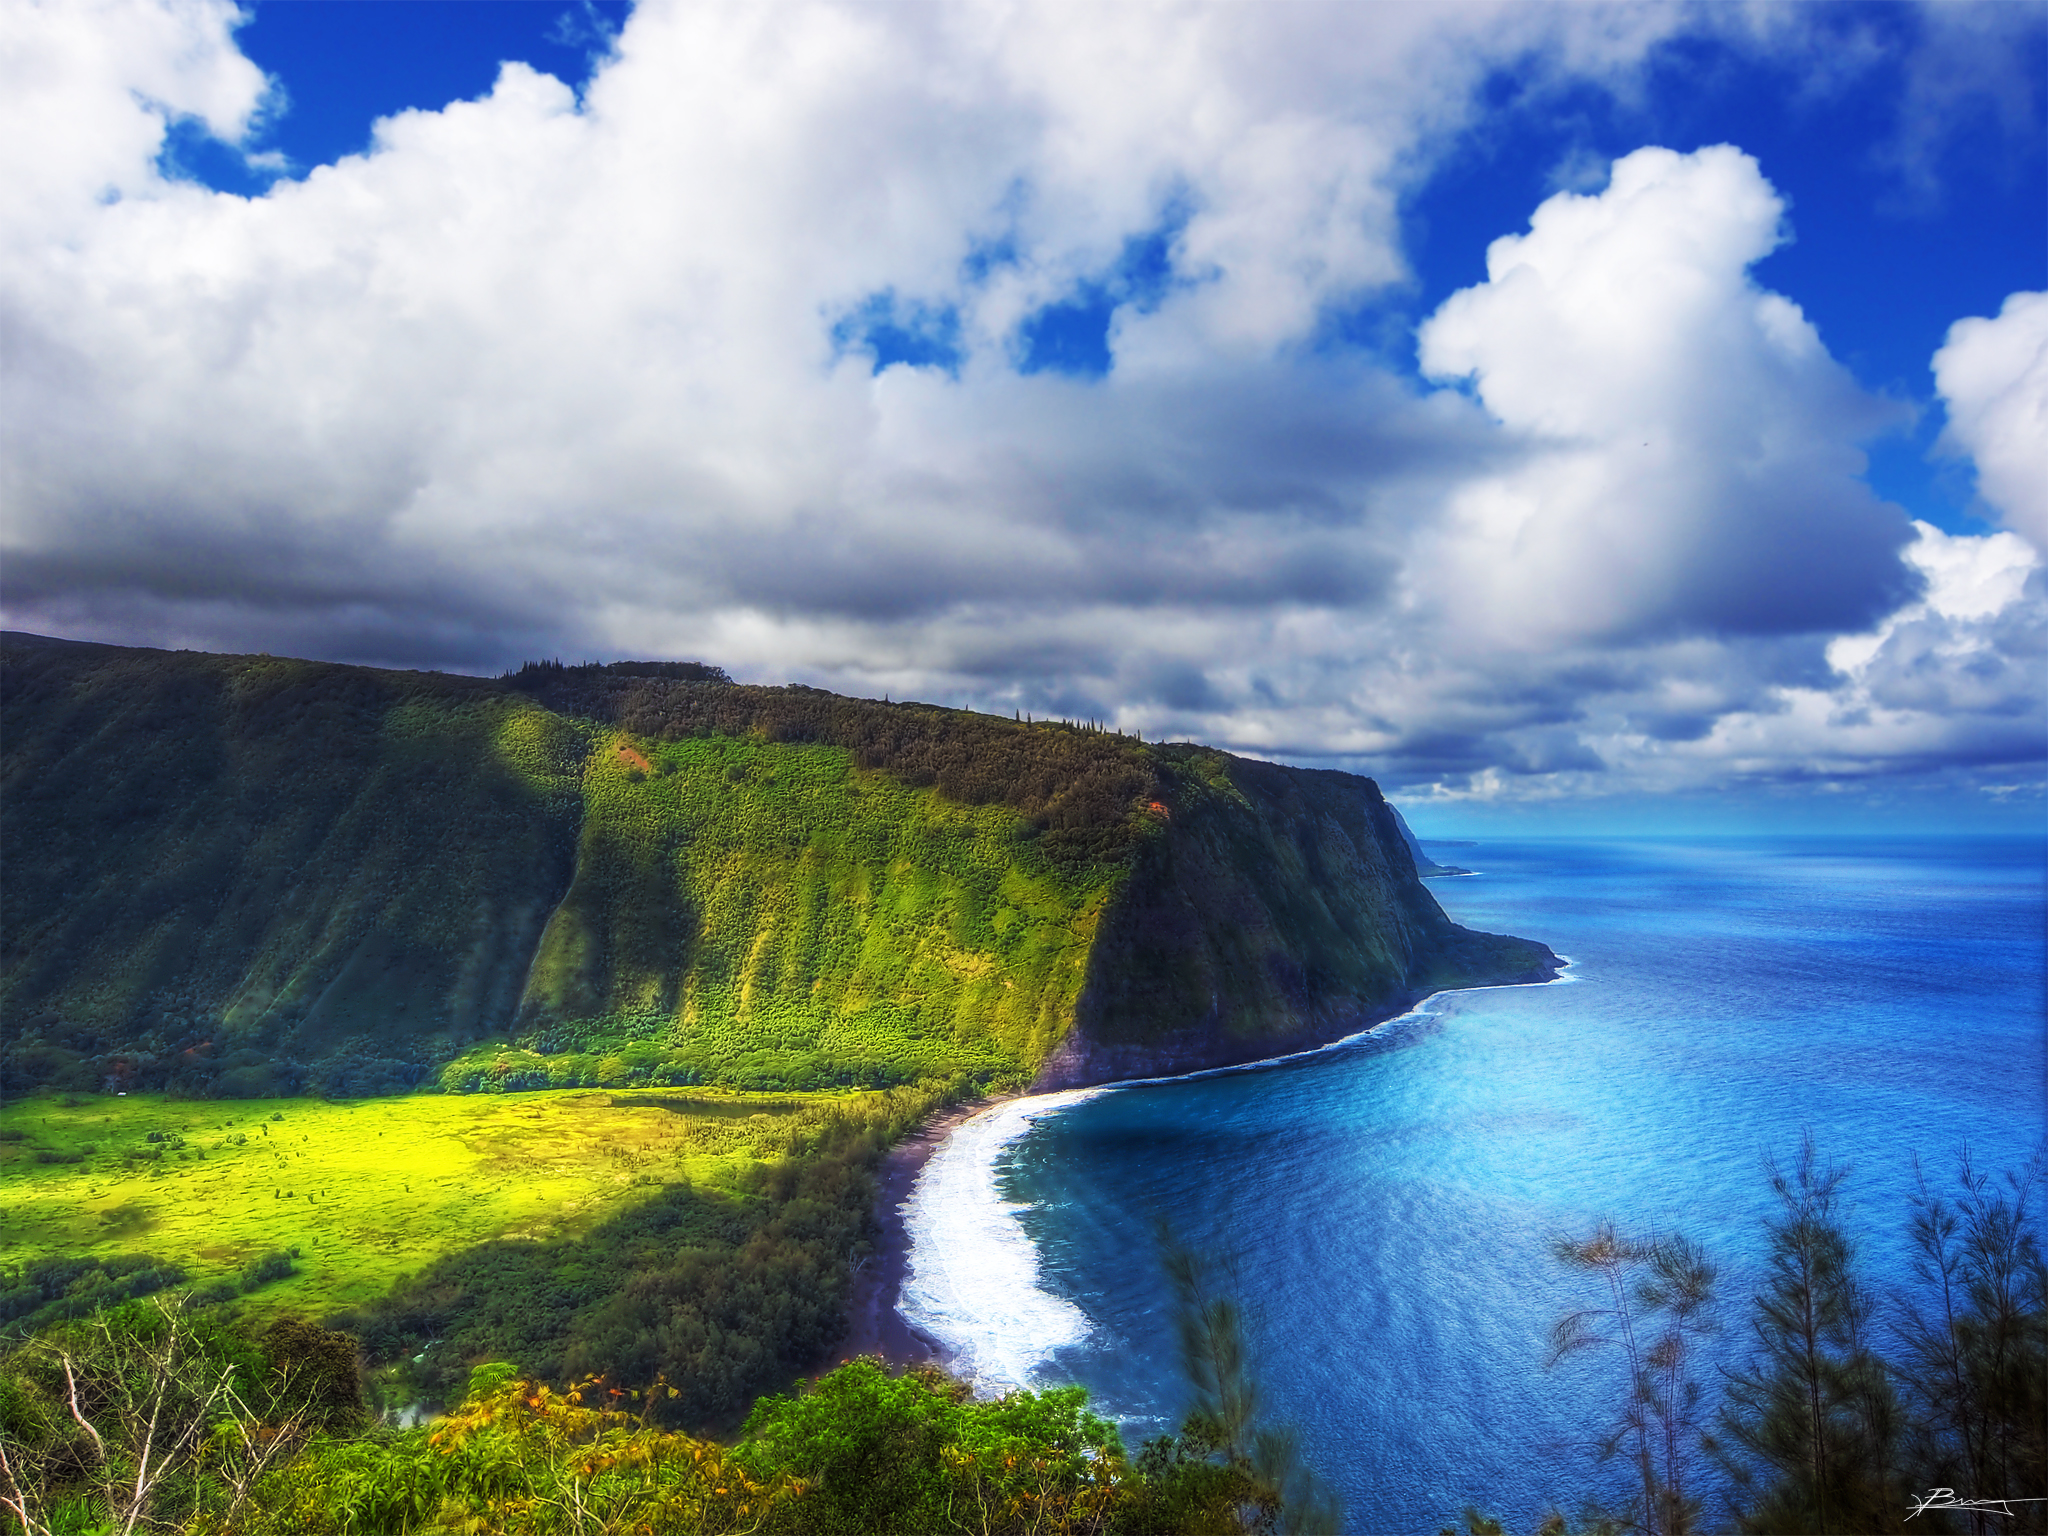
[{"x1": 900, "y1": 1089, "x2": 1107, "y2": 1396}]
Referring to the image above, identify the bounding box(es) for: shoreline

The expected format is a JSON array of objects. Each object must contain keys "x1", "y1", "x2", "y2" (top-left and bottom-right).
[
  {"x1": 830, "y1": 961, "x2": 1575, "y2": 1378},
  {"x1": 831, "y1": 1095, "x2": 1012, "y2": 1371}
]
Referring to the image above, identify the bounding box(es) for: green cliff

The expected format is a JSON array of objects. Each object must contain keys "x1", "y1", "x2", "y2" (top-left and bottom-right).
[{"x1": 0, "y1": 635, "x2": 1556, "y2": 1097}]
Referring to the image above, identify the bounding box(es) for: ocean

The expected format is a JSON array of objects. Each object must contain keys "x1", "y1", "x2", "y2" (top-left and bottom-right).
[{"x1": 899, "y1": 834, "x2": 2046, "y2": 1533}]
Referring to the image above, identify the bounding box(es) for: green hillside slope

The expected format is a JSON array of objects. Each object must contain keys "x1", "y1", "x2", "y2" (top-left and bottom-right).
[
  {"x1": 0, "y1": 639, "x2": 583, "y2": 1096},
  {"x1": 1, "y1": 636, "x2": 1556, "y2": 1099},
  {"x1": 514, "y1": 729, "x2": 1117, "y2": 1086}
]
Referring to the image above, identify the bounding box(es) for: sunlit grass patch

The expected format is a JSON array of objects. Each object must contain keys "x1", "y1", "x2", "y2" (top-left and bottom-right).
[{"x1": 0, "y1": 1087, "x2": 872, "y2": 1321}]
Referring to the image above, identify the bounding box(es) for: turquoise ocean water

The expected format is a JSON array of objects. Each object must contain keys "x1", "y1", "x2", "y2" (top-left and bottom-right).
[{"x1": 899, "y1": 835, "x2": 2046, "y2": 1533}]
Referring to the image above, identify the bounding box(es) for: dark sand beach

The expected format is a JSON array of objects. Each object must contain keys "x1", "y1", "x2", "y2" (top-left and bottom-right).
[{"x1": 831, "y1": 1097, "x2": 1004, "y2": 1371}]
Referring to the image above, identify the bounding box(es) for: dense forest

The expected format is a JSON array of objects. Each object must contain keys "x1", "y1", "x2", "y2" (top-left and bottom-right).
[{"x1": 507, "y1": 659, "x2": 1162, "y2": 875}]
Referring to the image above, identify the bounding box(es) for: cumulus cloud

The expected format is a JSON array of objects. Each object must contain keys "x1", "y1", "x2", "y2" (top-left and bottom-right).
[
  {"x1": 0, "y1": 0, "x2": 2040, "y2": 810},
  {"x1": 1682, "y1": 522, "x2": 2045, "y2": 785},
  {"x1": 1416, "y1": 145, "x2": 1916, "y2": 646},
  {"x1": 1934, "y1": 290, "x2": 2048, "y2": 549},
  {"x1": 0, "y1": 0, "x2": 267, "y2": 233}
]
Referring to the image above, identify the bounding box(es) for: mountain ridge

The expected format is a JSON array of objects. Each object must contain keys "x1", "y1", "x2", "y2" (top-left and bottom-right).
[{"x1": 0, "y1": 633, "x2": 1558, "y2": 1098}]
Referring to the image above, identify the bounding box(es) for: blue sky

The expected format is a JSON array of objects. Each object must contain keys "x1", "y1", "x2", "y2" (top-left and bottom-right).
[
  {"x1": 2, "y1": 0, "x2": 2043, "y2": 831},
  {"x1": 167, "y1": 1, "x2": 631, "y2": 187}
]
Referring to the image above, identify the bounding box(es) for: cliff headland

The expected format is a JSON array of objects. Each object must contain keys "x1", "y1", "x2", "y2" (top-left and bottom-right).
[{"x1": 1, "y1": 632, "x2": 1557, "y2": 1100}]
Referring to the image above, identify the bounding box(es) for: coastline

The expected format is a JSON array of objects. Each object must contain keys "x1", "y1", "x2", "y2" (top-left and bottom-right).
[
  {"x1": 831, "y1": 960, "x2": 1575, "y2": 1379},
  {"x1": 832, "y1": 1095, "x2": 1010, "y2": 1370}
]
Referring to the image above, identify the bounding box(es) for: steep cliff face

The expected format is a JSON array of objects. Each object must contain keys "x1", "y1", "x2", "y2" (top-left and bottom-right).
[
  {"x1": 1, "y1": 635, "x2": 1555, "y2": 1097},
  {"x1": 0, "y1": 637, "x2": 585, "y2": 1095},
  {"x1": 504, "y1": 727, "x2": 1119, "y2": 1088},
  {"x1": 1037, "y1": 748, "x2": 1557, "y2": 1087},
  {"x1": 1388, "y1": 802, "x2": 1473, "y2": 878}
]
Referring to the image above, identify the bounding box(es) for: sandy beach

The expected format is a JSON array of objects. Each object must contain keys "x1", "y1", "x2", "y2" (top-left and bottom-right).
[{"x1": 830, "y1": 1096, "x2": 1006, "y2": 1370}]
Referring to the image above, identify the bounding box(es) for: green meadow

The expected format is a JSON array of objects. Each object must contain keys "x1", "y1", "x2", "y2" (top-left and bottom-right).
[{"x1": 0, "y1": 1087, "x2": 856, "y2": 1320}]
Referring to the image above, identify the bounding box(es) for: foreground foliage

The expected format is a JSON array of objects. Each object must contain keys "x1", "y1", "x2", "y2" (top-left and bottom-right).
[
  {"x1": 1455, "y1": 1140, "x2": 2046, "y2": 1536},
  {"x1": 3, "y1": 1309, "x2": 1315, "y2": 1536},
  {"x1": 1545, "y1": 1225, "x2": 1718, "y2": 1535},
  {"x1": 0, "y1": 1297, "x2": 363, "y2": 1535},
  {"x1": 735, "y1": 1359, "x2": 1128, "y2": 1535},
  {"x1": 250, "y1": 1368, "x2": 802, "y2": 1536},
  {"x1": 248, "y1": 1357, "x2": 1289, "y2": 1536}
]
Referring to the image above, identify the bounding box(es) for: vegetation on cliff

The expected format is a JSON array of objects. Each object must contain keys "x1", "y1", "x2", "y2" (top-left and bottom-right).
[
  {"x1": 0, "y1": 639, "x2": 584, "y2": 1098},
  {"x1": 513, "y1": 729, "x2": 1116, "y2": 1090},
  {"x1": 1062, "y1": 748, "x2": 1550, "y2": 1080},
  {"x1": 2, "y1": 635, "x2": 1553, "y2": 1099}
]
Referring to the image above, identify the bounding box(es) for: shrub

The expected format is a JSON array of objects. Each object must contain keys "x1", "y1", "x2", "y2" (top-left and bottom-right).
[{"x1": 241, "y1": 1249, "x2": 297, "y2": 1292}]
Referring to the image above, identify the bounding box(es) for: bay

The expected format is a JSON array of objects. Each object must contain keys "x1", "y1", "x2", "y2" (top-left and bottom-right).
[{"x1": 900, "y1": 834, "x2": 2046, "y2": 1533}]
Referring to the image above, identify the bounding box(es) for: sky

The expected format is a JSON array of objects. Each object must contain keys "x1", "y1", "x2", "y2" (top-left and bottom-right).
[{"x1": 2, "y1": 0, "x2": 2044, "y2": 834}]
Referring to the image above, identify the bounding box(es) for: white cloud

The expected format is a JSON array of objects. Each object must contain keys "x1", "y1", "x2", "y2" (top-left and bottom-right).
[
  {"x1": 1934, "y1": 290, "x2": 2048, "y2": 549},
  {"x1": 0, "y1": 0, "x2": 2039, "y2": 812},
  {"x1": 1415, "y1": 145, "x2": 1913, "y2": 647},
  {"x1": 0, "y1": 0, "x2": 269, "y2": 235}
]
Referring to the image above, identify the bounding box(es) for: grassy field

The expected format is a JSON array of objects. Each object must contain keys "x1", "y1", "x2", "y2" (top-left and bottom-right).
[{"x1": 0, "y1": 1087, "x2": 860, "y2": 1320}]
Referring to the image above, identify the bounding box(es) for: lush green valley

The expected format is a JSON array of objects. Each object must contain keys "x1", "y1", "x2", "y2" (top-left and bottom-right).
[
  {"x1": 1, "y1": 1082, "x2": 965, "y2": 1429},
  {"x1": 0, "y1": 632, "x2": 1564, "y2": 1533},
  {"x1": 1, "y1": 1086, "x2": 877, "y2": 1329}
]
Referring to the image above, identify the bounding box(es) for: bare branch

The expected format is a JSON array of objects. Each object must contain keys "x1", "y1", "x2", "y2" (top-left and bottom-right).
[
  {"x1": 61, "y1": 1354, "x2": 109, "y2": 1468},
  {"x1": 0, "y1": 1435, "x2": 57, "y2": 1536}
]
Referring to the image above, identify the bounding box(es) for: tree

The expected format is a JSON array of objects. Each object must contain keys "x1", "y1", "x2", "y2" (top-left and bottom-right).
[
  {"x1": 1547, "y1": 1222, "x2": 1720, "y2": 1536},
  {"x1": 0, "y1": 1294, "x2": 359, "y2": 1535},
  {"x1": 1148, "y1": 1224, "x2": 1341, "y2": 1536},
  {"x1": 732, "y1": 1357, "x2": 1124, "y2": 1535},
  {"x1": 1712, "y1": 1134, "x2": 1903, "y2": 1534},
  {"x1": 1892, "y1": 1144, "x2": 2048, "y2": 1536}
]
